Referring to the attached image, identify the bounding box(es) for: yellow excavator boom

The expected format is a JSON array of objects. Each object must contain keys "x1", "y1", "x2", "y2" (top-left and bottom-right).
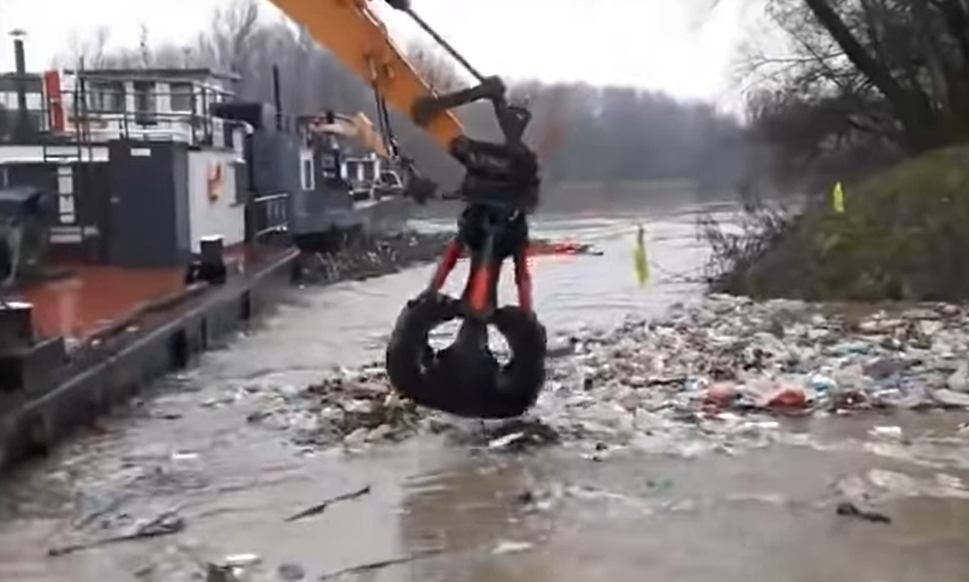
[{"x1": 267, "y1": 0, "x2": 465, "y2": 151}]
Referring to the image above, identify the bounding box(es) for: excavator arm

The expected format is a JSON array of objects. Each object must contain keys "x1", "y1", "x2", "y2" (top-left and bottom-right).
[
  {"x1": 267, "y1": 0, "x2": 464, "y2": 151},
  {"x1": 270, "y1": 0, "x2": 548, "y2": 420},
  {"x1": 268, "y1": 0, "x2": 536, "y2": 198}
]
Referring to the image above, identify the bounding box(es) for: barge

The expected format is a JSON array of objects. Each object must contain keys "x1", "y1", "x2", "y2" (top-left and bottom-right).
[{"x1": 0, "y1": 36, "x2": 414, "y2": 470}]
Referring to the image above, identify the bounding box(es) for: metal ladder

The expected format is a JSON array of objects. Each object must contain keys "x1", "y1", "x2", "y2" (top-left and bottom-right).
[{"x1": 43, "y1": 73, "x2": 94, "y2": 234}]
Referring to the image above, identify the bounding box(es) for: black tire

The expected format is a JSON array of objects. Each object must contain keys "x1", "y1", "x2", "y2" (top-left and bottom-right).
[{"x1": 385, "y1": 292, "x2": 547, "y2": 419}]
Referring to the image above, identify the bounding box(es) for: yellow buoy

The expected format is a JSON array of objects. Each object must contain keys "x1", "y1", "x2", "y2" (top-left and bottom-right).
[
  {"x1": 633, "y1": 224, "x2": 649, "y2": 287},
  {"x1": 832, "y1": 181, "x2": 845, "y2": 214}
]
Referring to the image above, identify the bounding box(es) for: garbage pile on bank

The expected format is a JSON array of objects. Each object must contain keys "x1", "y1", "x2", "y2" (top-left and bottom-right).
[
  {"x1": 250, "y1": 295, "x2": 969, "y2": 452},
  {"x1": 548, "y1": 294, "x2": 969, "y2": 416},
  {"x1": 294, "y1": 231, "x2": 453, "y2": 284},
  {"x1": 532, "y1": 294, "x2": 969, "y2": 455}
]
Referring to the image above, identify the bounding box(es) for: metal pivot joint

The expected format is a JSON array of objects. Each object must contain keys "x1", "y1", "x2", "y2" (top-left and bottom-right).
[{"x1": 383, "y1": 1, "x2": 547, "y2": 419}]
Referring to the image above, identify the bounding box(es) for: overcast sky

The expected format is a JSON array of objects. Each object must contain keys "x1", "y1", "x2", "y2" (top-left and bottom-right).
[{"x1": 0, "y1": 0, "x2": 762, "y2": 108}]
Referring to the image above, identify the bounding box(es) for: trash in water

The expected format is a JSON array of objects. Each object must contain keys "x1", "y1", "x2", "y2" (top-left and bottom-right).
[
  {"x1": 245, "y1": 368, "x2": 424, "y2": 448},
  {"x1": 317, "y1": 549, "x2": 445, "y2": 581},
  {"x1": 49, "y1": 510, "x2": 186, "y2": 556},
  {"x1": 835, "y1": 501, "x2": 892, "y2": 524},
  {"x1": 868, "y1": 426, "x2": 904, "y2": 440},
  {"x1": 492, "y1": 540, "x2": 534, "y2": 555},
  {"x1": 223, "y1": 554, "x2": 262, "y2": 568},
  {"x1": 809, "y1": 374, "x2": 837, "y2": 393},
  {"x1": 170, "y1": 451, "x2": 200, "y2": 462},
  {"x1": 284, "y1": 485, "x2": 372, "y2": 522},
  {"x1": 204, "y1": 554, "x2": 268, "y2": 582},
  {"x1": 489, "y1": 432, "x2": 526, "y2": 449},
  {"x1": 277, "y1": 562, "x2": 307, "y2": 581},
  {"x1": 930, "y1": 389, "x2": 969, "y2": 409},
  {"x1": 446, "y1": 417, "x2": 560, "y2": 452},
  {"x1": 646, "y1": 477, "x2": 674, "y2": 494},
  {"x1": 245, "y1": 296, "x2": 969, "y2": 460},
  {"x1": 703, "y1": 382, "x2": 738, "y2": 409},
  {"x1": 764, "y1": 387, "x2": 809, "y2": 413}
]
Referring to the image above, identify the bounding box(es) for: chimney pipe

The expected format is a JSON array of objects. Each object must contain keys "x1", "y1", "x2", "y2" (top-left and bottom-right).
[
  {"x1": 272, "y1": 65, "x2": 283, "y2": 131},
  {"x1": 11, "y1": 31, "x2": 30, "y2": 139}
]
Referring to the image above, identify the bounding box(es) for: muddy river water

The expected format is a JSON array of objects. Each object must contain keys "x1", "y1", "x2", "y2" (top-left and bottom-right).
[{"x1": 1, "y1": 206, "x2": 968, "y2": 582}]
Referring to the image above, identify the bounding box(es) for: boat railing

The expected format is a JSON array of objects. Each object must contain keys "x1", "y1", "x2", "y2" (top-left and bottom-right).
[
  {"x1": 0, "y1": 76, "x2": 242, "y2": 149},
  {"x1": 246, "y1": 192, "x2": 289, "y2": 243}
]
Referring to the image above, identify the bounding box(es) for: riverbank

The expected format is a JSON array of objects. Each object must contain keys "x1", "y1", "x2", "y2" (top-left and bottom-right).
[{"x1": 706, "y1": 146, "x2": 969, "y2": 301}]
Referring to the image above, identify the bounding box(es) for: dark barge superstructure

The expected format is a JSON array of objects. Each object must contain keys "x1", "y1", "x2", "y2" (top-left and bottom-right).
[{"x1": 0, "y1": 34, "x2": 407, "y2": 470}]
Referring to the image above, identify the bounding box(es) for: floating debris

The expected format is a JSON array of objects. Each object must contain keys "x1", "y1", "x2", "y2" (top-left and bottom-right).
[
  {"x1": 276, "y1": 562, "x2": 307, "y2": 581},
  {"x1": 284, "y1": 485, "x2": 372, "y2": 523},
  {"x1": 294, "y1": 231, "x2": 454, "y2": 285},
  {"x1": 446, "y1": 417, "x2": 560, "y2": 452},
  {"x1": 317, "y1": 548, "x2": 445, "y2": 581},
  {"x1": 492, "y1": 540, "x2": 534, "y2": 555},
  {"x1": 239, "y1": 295, "x2": 969, "y2": 459},
  {"x1": 203, "y1": 553, "x2": 266, "y2": 582},
  {"x1": 246, "y1": 368, "x2": 423, "y2": 449},
  {"x1": 835, "y1": 501, "x2": 892, "y2": 524},
  {"x1": 868, "y1": 425, "x2": 904, "y2": 440},
  {"x1": 531, "y1": 296, "x2": 969, "y2": 450},
  {"x1": 49, "y1": 510, "x2": 185, "y2": 556}
]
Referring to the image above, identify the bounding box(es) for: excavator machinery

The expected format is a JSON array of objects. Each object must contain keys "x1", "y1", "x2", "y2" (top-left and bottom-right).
[
  {"x1": 306, "y1": 111, "x2": 389, "y2": 160},
  {"x1": 306, "y1": 110, "x2": 430, "y2": 201},
  {"x1": 268, "y1": 0, "x2": 546, "y2": 419}
]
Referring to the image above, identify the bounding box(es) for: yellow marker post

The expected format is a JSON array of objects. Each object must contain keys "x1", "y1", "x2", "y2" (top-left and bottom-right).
[
  {"x1": 832, "y1": 181, "x2": 845, "y2": 214},
  {"x1": 633, "y1": 224, "x2": 649, "y2": 287}
]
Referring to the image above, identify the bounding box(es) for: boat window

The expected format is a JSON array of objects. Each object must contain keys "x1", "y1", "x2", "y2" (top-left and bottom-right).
[
  {"x1": 169, "y1": 82, "x2": 194, "y2": 112},
  {"x1": 88, "y1": 80, "x2": 124, "y2": 113},
  {"x1": 302, "y1": 158, "x2": 314, "y2": 190},
  {"x1": 133, "y1": 81, "x2": 156, "y2": 113}
]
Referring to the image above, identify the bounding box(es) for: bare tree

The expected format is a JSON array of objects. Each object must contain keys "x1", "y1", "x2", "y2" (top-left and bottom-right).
[
  {"x1": 47, "y1": 8, "x2": 747, "y2": 191},
  {"x1": 737, "y1": 0, "x2": 969, "y2": 191},
  {"x1": 209, "y1": 0, "x2": 260, "y2": 74},
  {"x1": 755, "y1": 0, "x2": 969, "y2": 153},
  {"x1": 89, "y1": 27, "x2": 110, "y2": 68},
  {"x1": 56, "y1": 26, "x2": 111, "y2": 68}
]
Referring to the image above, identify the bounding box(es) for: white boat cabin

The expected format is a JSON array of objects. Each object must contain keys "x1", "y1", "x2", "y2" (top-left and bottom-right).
[
  {"x1": 0, "y1": 67, "x2": 260, "y2": 266},
  {"x1": 0, "y1": 68, "x2": 246, "y2": 156}
]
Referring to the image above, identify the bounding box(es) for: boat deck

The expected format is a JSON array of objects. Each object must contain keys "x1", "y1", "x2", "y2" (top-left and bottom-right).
[
  {"x1": 22, "y1": 267, "x2": 184, "y2": 340},
  {"x1": 0, "y1": 242, "x2": 299, "y2": 469},
  {"x1": 17, "y1": 244, "x2": 291, "y2": 342}
]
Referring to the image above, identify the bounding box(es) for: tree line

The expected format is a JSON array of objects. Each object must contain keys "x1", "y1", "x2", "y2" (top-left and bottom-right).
[
  {"x1": 742, "y1": 0, "x2": 969, "y2": 191},
  {"x1": 58, "y1": 0, "x2": 748, "y2": 194}
]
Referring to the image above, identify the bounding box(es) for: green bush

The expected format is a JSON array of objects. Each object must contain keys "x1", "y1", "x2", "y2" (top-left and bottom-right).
[{"x1": 706, "y1": 146, "x2": 969, "y2": 301}]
